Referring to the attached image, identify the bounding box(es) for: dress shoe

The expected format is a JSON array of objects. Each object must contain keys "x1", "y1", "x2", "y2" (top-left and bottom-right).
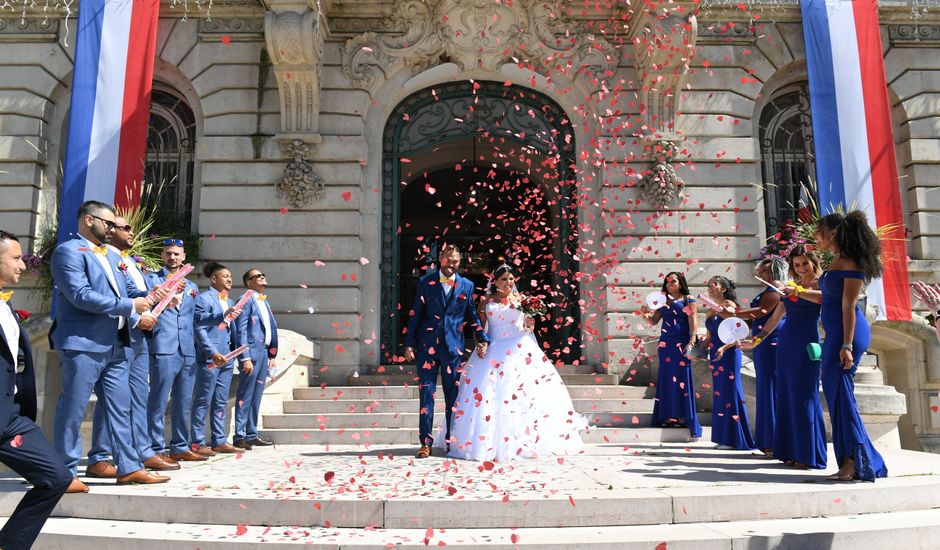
[
  {"x1": 245, "y1": 437, "x2": 273, "y2": 447},
  {"x1": 66, "y1": 478, "x2": 89, "y2": 493},
  {"x1": 211, "y1": 443, "x2": 240, "y2": 454},
  {"x1": 85, "y1": 460, "x2": 117, "y2": 478},
  {"x1": 191, "y1": 445, "x2": 216, "y2": 457},
  {"x1": 116, "y1": 468, "x2": 170, "y2": 485},
  {"x1": 415, "y1": 445, "x2": 431, "y2": 459},
  {"x1": 232, "y1": 439, "x2": 253, "y2": 451},
  {"x1": 169, "y1": 450, "x2": 208, "y2": 462},
  {"x1": 143, "y1": 455, "x2": 181, "y2": 471}
]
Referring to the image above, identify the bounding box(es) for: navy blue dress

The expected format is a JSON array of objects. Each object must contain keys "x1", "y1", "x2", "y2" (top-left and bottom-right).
[
  {"x1": 774, "y1": 295, "x2": 827, "y2": 469},
  {"x1": 751, "y1": 289, "x2": 784, "y2": 451},
  {"x1": 707, "y1": 314, "x2": 756, "y2": 449},
  {"x1": 650, "y1": 297, "x2": 702, "y2": 438},
  {"x1": 819, "y1": 270, "x2": 887, "y2": 481}
]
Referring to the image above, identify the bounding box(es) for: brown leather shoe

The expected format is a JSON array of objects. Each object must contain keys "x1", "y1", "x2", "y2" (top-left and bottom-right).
[
  {"x1": 169, "y1": 450, "x2": 209, "y2": 462},
  {"x1": 232, "y1": 439, "x2": 253, "y2": 451},
  {"x1": 415, "y1": 445, "x2": 431, "y2": 459},
  {"x1": 191, "y1": 445, "x2": 216, "y2": 457},
  {"x1": 85, "y1": 460, "x2": 117, "y2": 478},
  {"x1": 116, "y1": 468, "x2": 171, "y2": 485},
  {"x1": 245, "y1": 437, "x2": 273, "y2": 447},
  {"x1": 66, "y1": 477, "x2": 89, "y2": 493},
  {"x1": 211, "y1": 443, "x2": 240, "y2": 454},
  {"x1": 143, "y1": 455, "x2": 181, "y2": 471}
]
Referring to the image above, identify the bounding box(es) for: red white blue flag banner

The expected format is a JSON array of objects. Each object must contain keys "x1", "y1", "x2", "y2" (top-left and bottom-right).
[
  {"x1": 59, "y1": 0, "x2": 160, "y2": 241},
  {"x1": 800, "y1": 0, "x2": 912, "y2": 321}
]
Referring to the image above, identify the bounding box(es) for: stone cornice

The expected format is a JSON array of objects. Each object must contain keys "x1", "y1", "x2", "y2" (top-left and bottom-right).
[{"x1": 0, "y1": 17, "x2": 58, "y2": 42}]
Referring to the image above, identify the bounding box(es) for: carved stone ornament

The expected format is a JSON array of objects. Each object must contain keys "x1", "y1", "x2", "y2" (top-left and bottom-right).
[
  {"x1": 264, "y1": 6, "x2": 327, "y2": 142},
  {"x1": 638, "y1": 140, "x2": 685, "y2": 209},
  {"x1": 277, "y1": 140, "x2": 325, "y2": 207},
  {"x1": 341, "y1": 0, "x2": 618, "y2": 88},
  {"x1": 632, "y1": 9, "x2": 698, "y2": 133}
]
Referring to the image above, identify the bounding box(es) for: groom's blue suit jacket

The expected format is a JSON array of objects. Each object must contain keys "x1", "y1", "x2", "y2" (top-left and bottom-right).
[{"x1": 404, "y1": 270, "x2": 488, "y2": 360}]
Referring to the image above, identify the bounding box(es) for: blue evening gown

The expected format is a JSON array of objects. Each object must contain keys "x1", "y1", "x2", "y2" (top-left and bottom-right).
[
  {"x1": 819, "y1": 270, "x2": 887, "y2": 481},
  {"x1": 773, "y1": 295, "x2": 827, "y2": 469},
  {"x1": 707, "y1": 314, "x2": 756, "y2": 449},
  {"x1": 650, "y1": 297, "x2": 702, "y2": 438},
  {"x1": 751, "y1": 288, "x2": 784, "y2": 451}
]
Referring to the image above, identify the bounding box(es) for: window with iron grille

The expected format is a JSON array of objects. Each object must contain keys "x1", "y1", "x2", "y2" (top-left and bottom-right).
[{"x1": 143, "y1": 86, "x2": 196, "y2": 233}]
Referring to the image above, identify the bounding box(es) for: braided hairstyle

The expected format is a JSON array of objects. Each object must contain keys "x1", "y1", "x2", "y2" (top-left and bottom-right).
[
  {"x1": 818, "y1": 210, "x2": 883, "y2": 281},
  {"x1": 759, "y1": 257, "x2": 789, "y2": 282},
  {"x1": 710, "y1": 275, "x2": 738, "y2": 302}
]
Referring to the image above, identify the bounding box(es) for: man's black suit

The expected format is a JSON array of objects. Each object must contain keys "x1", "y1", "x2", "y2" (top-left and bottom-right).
[{"x1": 0, "y1": 305, "x2": 72, "y2": 550}]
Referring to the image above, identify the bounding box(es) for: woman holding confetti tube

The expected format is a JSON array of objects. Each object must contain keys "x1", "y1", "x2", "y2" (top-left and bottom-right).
[{"x1": 640, "y1": 272, "x2": 702, "y2": 439}]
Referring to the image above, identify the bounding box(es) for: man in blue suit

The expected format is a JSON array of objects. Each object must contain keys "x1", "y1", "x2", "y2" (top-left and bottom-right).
[
  {"x1": 404, "y1": 245, "x2": 488, "y2": 458},
  {"x1": 0, "y1": 230, "x2": 72, "y2": 549},
  {"x1": 145, "y1": 239, "x2": 206, "y2": 462},
  {"x1": 233, "y1": 268, "x2": 278, "y2": 450},
  {"x1": 50, "y1": 201, "x2": 170, "y2": 490},
  {"x1": 191, "y1": 262, "x2": 246, "y2": 454}
]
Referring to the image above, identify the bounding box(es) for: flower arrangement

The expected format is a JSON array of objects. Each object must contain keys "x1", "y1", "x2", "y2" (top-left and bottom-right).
[
  {"x1": 519, "y1": 294, "x2": 548, "y2": 318},
  {"x1": 13, "y1": 309, "x2": 31, "y2": 326}
]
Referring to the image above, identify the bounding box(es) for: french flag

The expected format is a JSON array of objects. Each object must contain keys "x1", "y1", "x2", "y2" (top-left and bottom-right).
[
  {"x1": 58, "y1": 0, "x2": 160, "y2": 241},
  {"x1": 801, "y1": 0, "x2": 912, "y2": 321}
]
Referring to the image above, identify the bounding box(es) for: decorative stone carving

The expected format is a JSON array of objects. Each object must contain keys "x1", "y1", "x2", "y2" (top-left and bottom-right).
[
  {"x1": 698, "y1": 20, "x2": 756, "y2": 44},
  {"x1": 264, "y1": 2, "x2": 327, "y2": 143},
  {"x1": 341, "y1": 0, "x2": 618, "y2": 88},
  {"x1": 631, "y1": 7, "x2": 698, "y2": 134},
  {"x1": 889, "y1": 24, "x2": 940, "y2": 45},
  {"x1": 277, "y1": 140, "x2": 324, "y2": 207},
  {"x1": 0, "y1": 17, "x2": 58, "y2": 42},
  {"x1": 198, "y1": 17, "x2": 265, "y2": 39},
  {"x1": 638, "y1": 140, "x2": 685, "y2": 209}
]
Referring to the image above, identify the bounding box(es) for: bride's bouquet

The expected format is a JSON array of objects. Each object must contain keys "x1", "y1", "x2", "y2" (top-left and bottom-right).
[{"x1": 518, "y1": 294, "x2": 548, "y2": 318}]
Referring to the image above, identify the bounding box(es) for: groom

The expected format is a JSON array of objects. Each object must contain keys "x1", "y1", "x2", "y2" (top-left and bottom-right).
[{"x1": 403, "y1": 245, "x2": 488, "y2": 458}]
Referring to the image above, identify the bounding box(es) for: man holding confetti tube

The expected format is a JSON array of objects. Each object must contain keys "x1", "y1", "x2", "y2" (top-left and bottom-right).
[
  {"x1": 144, "y1": 240, "x2": 205, "y2": 462},
  {"x1": 191, "y1": 262, "x2": 247, "y2": 454},
  {"x1": 233, "y1": 268, "x2": 278, "y2": 451}
]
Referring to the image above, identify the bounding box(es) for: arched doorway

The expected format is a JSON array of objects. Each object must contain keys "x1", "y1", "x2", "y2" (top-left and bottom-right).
[{"x1": 381, "y1": 81, "x2": 581, "y2": 364}]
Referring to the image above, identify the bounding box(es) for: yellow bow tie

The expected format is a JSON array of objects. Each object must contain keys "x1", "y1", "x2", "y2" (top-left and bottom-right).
[
  {"x1": 219, "y1": 292, "x2": 229, "y2": 301},
  {"x1": 439, "y1": 277, "x2": 453, "y2": 285},
  {"x1": 92, "y1": 245, "x2": 108, "y2": 257},
  {"x1": 0, "y1": 290, "x2": 12, "y2": 302},
  {"x1": 256, "y1": 294, "x2": 267, "y2": 302},
  {"x1": 120, "y1": 250, "x2": 131, "y2": 258}
]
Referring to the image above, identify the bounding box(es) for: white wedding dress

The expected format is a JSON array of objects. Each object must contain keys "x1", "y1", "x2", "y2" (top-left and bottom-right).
[{"x1": 446, "y1": 301, "x2": 588, "y2": 461}]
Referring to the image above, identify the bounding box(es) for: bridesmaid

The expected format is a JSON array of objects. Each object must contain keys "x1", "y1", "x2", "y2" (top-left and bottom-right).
[
  {"x1": 784, "y1": 211, "x2": 887, "y2": 481},
  {"x1": 743, "y1": 246, "x2": 827, "y2": 469},
  {"x1": 704, "y1": 276, "x2": 756, "y2": 450},
  {"x1": 720, "y1": 258, "x2": 786, "y2": 455},
  {"x1": 641, "y1": 272, "x2": 702, "y2": 439}
]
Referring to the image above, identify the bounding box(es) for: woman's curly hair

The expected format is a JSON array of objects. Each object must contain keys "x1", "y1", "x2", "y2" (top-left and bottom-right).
[{"x1": 818, "y1": 211, "x2": 883, "y2": 281}]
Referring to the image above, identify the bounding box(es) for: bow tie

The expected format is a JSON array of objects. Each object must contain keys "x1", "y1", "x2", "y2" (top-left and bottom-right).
[
  {"x1": 440, "y1": 277, "x2": 454, "y2": 285},
  {"x1": 219, "y1": 292, "x2": 229, "y2": 301},
  {"x1": 120, "y1": 250, "x2": 131, "y2": 258},
  {"x1": 256, "y1": 294, "x2": 267, "y2": 302},
  {"x1": 0, "y1": 290, "x2": 12, "y2": 302},
  {"x1": 92, "y1": 245, "x2": 108, "y2": 257}
]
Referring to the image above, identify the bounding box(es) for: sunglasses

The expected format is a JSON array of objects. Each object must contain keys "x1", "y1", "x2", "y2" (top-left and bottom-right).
[
  {"x1": 248, "y1": 272, "x2": 266, "y2": 281},
  {"x1": 163, "y1": 239, "x2": 184, "y2": 247},
  {"x1": 89, "y1": 214, "x2": 118, "y2": 230}
]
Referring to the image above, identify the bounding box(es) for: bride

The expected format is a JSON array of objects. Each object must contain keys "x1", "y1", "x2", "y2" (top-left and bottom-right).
[{"x1": 446, "y1": 262, "x2": 588, "y2": 461}]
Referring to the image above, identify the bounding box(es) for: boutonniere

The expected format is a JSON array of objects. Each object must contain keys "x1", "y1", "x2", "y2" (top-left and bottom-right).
[
  {"x1": 117, "y1": 262, "x2": 128, "y2": 274},
  {"x1": 189, "y1": 288, "x2": 198, "y2": 299},
  {"x1": 13, "y1": 309, "x2": 31, "y2": 325}
]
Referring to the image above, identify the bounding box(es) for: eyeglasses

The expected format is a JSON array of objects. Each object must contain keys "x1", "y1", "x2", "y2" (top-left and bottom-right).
[
  {"x1": 89, "y1": 214, "x2": 118, "y2": 230},
  {"x1": 163, "y1": 239, "x2": 184, "y2": 247},
  {"x1": 248, "y1": 272, "x2": 266, "y2": 281},
  {"x1": 114, "y1": 224, "x2": 133, "y2": 232}
]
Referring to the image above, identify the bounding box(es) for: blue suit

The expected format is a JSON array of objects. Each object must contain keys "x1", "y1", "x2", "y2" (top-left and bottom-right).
[
  {"x1": 404, "y1": 271, "x2": 487, "y2": 446},
  {"x1": 0, "y1": 302, "x2": 72, "y2": 550},
  {"x1": 191, "y1": 288, "x2": 245, "y2": 447},
  {"x1": 50, "y1": 236, "x2": 143, "y2": 476},
  {"x1": 234, "y1": 294, "x2": 278, "y2": 443},
  {"x1": 144, "y1": 268, "x2": 199, "y2": 455},
  {"x1": 89, "y1": 252, "x2": 153, "y2": 464}
]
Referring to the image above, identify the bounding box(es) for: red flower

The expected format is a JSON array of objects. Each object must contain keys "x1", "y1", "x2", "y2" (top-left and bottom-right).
[{"x1": 14, "y1": 309, "x2": 30, "y2": 321}]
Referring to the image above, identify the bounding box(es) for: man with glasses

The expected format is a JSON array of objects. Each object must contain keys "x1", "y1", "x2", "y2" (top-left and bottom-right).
[
  {"x1": 144, "y1": 238, "x2": 207, "y2": 461},
  {"x1": 233, "y1": 269, "x2": 279, "y2": 450},
  {"x1": 50, "y1": 201, "x2": 170, "y2": 492}
]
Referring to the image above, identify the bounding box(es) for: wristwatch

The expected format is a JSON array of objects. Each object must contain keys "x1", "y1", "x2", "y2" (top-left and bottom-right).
[{"x1": 841, "y1": 344, "x2": 853, "y2": 351}]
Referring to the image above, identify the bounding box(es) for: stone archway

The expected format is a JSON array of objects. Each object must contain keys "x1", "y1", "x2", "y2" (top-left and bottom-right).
[{"x1": 380, "y1": 81, "x2": 581, "y2": 364}]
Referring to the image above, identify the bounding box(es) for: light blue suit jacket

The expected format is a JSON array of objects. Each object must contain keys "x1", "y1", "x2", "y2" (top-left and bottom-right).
[
  {"x1": 50, "y1": 236, "x2": 135, "y2": 352},
  {"x1": 194, "y1": 287, "x2": 246, "y2": 365},
  {"x1": 144, "y1": 268, "x2": 199, "y2": 358},
  {"x1": 236, "y1": 295, "x2": 279, "y2": 361}
]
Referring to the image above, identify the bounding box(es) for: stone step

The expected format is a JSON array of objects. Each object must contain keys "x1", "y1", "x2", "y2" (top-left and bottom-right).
[
  {"x1": 281, "y1": 397, "x2": 654, "y2": 414},
  {"x1": 24, "y1": 508, "x2": 940, "y2": 549},
  {"x1": 347, "y1": 373, "x2": 620, "y2": 386},
  {"x1": 369, "y1": 364, "x2": 606, "y2": 376},
  {"x1": 294, "y1": 384, "x2": 649, "y2": 401},
  {"x1": 256, "y1": 426, "x2": 706, "y2": 445},
  {"x1": 263, "y1": 411, "x2": 657, "y2": 430}
]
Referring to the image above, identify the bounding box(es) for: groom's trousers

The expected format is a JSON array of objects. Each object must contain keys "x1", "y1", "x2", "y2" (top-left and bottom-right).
[{"x1": 417, "y1": 352, "x2": 461, "y2": 446}]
